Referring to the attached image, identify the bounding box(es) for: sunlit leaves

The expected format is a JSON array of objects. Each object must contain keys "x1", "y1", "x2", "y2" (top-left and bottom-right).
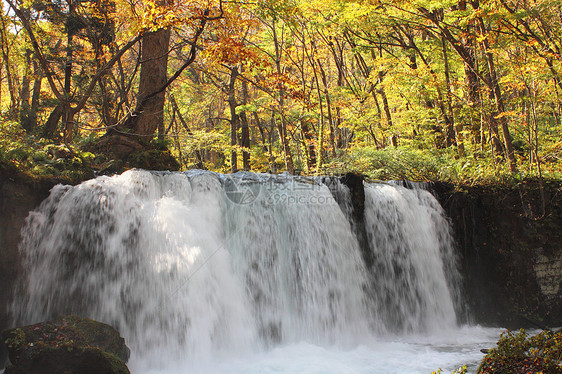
[
  {"x1": 2, "y1": 0, "x2": 562, "y2": 178},
  {"x1": 478, "y1": 329, "x2": 562, "y2": 374}
]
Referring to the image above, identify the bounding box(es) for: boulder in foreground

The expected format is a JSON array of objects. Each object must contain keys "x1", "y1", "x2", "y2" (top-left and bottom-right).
[{"x1": 1, "y1": 315, "x2": 130, "y2": 374}]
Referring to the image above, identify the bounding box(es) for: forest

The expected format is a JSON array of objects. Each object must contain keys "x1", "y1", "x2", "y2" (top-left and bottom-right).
[{"x1": 0, "y1": 0, "x2": 561, "y2": 183}]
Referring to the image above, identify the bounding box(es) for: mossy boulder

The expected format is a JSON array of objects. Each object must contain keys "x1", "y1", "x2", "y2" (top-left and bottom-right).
[
  {"x1": 89, "y1": 133, "x2": 180, "y2": 172},
  {"x1": 1, "y1": 315, "x2": 130, "y2": 374},
  {"x1": 2, "y1": 345, "x2": 130, "y2": 374},
  {"x1": 129, "y1": 148, "x2": 180, "y2": 171}
]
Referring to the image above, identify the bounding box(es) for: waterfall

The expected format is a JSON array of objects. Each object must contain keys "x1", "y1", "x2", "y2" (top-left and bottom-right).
[
  {"x1": 11, "y1": 170, "x2": 460, "y2": 367},
  {"x1": 363, "y1": 183, "x2": 459, "y2": 332}
]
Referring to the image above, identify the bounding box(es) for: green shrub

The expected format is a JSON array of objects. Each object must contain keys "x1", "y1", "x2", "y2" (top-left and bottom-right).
[
  {"x1": 0, "y1": 121, "x2": 94, "y2": 181},
  {"x1": 477, "y1": 329, "x2": 562, "y2": 374}
]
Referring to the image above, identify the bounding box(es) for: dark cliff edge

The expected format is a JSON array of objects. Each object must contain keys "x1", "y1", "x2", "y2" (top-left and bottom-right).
[
  {"x1": 0, "y1": 169, "x2": 65, "y2": 334},
  {"x1": 433, "y1": 180, "x2": 562, "y2": 328}
]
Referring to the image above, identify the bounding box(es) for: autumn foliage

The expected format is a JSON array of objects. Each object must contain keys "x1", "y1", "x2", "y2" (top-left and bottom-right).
[
  {"x1": 0, "y1": 0, "x2": 560, "y2": 181},
  {"x1": 478, "y1": 329, "x2": 562, "y2": 374}
]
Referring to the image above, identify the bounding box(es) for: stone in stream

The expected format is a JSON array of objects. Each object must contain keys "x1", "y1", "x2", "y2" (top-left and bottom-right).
[{"x1": 1, "y1": 315, "x2": 130, "y2": 374}]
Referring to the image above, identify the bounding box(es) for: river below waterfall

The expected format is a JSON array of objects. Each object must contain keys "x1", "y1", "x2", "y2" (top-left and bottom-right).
[
  {"x1": 130, "y1": 326, "x2": 503, "y2": 374},
  {"x1": 11, "y1": 170, "x2": 504, "y2": 373}
]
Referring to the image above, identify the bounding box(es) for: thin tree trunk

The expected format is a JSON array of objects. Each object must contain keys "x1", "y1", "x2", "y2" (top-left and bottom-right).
[
  {"x1": 29, "y1": 60, "x2": 42, "y2": 130},
  {"x1": 20, "y1": 49, "x2": 32, "y2": 131},
  {"x1": 170, "y1": 95, "x2": 204, "y2": 169},
  {"x1": 442, "y1": 36, "x2": 464, "y2": 155},
  {"x1": 269, "y1": 113, "x2": 276, "y2": 173},
  {"x1": 379, "y1": 85, "x2": 393, "y2": 129},
  {"x1": 254, "y1": 112, "x2": 269, "y2": 152},
  {"x1": 172, "y1": 115, "x2": 183, "y2": 170},
  {"x1": 96, "y1": 43, "x2": 114, "y2": 129},
  {"x1": 272, "y1": 19, "x2": 294, "y2": 174},
  {"x1": 478, "y1": 18, "x2": 517, "y2": 171},
  {"x1": 464, "y1": 50, "x2": 483, "y2": 145},
  {"x1": 62, "y1": 0, "x2": 75, "y2": 142},
  {"x1": 0, "y1": 13, "x2": 17, "y2": 116},
  {"x1": 240, "y1": 78, "x2": 251, "y2": 171},
  {"x1": 317, "y1": 58, "x2": 336, "y2": 157},
  {"x1": 301, "y1": 118, "x2": 317, "y2": 171},
  {"x1": 227, "y1": 67, "x2": 239, "y2": 173},
  {"x1": 312, "y1": 61, "x2": 325, "y2": 172}
]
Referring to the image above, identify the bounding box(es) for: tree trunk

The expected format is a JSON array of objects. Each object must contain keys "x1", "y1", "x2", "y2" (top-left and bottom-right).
[
  {"x1": 478, "y1": 17, "x2": 517, "y2": 171},
  {"x1": 62, "y1": 1, "x2": 75, "y2": 142},
  {"x1": 120, "y1": 28, "x2": 171, "y2": 142},
  {"x1": 254, "y1": 112, "x2": 269, "y2": 153},
  {"x1": 20, "y1": 49, "x2": 32, "y2": 131},
  {"x1": 442, "y1": 36, "x2": 464, "y2": 155},
  {"x1": 317, "y1": 58, "x2": 336, "y2": 157},
  {"x1": 312, "y1": 60, "x2": 325, "y2": 171},
  {"x1": 272, "y1": 19, "x2": 294, "y2": 174},
  {"x1": 379, "y1": 85, "x2": 393, "y2": 129},
  {"x1": 300, "y1": 118, "x2": 316, "y2": 171},
  {"x1": 463, "y1": 51, "x2": 483, "y2": 143},
  {"x1": 170, "y1": 95, "x2": 204, "y2": 169},
  {"x1": 0, "y1": 13, "x2": 17, "y2": 117},
  {"x1": 29, "y1": 60, "x2": 42, "y2": 129},
  {"x1": 227, "y1": 66, "x2": 239, "y2": 173},
  {"x1": 240, "y1": 78, "x2": 251, "y2": 171},
  {"x1": 269, "y1": 113, "x2": 277, "y2": 173},
  {"x1": 43, "y1": 104, "x2": 64, "y2": 138}
]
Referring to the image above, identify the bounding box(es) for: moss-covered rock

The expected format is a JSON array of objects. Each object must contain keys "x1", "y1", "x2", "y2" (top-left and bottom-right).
[
  {"x1": 1, "y1": 315, "x2": 130, "y2": 374},
  {"x1": 3, "y1": 345, "x2": 129, "y2": 374},
  {"x1": 128, "y1": 148, "x2": 180, "y2": 171},
  {"x1": 88, "y1": 133, "x2": 180, "y2": 172}
]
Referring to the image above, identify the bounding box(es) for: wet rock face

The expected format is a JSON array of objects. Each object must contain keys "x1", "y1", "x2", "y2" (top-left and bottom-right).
[
  {"x1": 1, "y1": 315, "x2": 130, "y2": 374},
  {"x1": 340, "y1": 173, "x2": 366, "y2": 222},
  {"x1": 0, "y1": 171, "x2": 57, "y2": 334},
  {"x1": 339, "y1": 173, "x2": 373, "y2": 268},
  {"x1": 435, "y1": 181, "x2": 562, "y2": 328}
]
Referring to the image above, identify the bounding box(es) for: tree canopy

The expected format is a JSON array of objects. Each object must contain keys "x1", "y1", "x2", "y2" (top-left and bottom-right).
[{"x1": 0, "y1": 0, "x2": 560, "y2": 183}]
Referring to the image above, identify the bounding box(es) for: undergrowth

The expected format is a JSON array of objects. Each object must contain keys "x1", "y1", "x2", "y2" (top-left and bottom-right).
[
  {"x1": 330, "y1": 145, "x2": 562, "y2": 185},
  {"x1": 2, "y1": 119, "x2": 561, "y2": 186},
  {"x1": 0, "y1": 121, "x2": 97, "y2": 182},
  {"x1": 477, "y1": 329, "x2": 562, "y2": 374}
]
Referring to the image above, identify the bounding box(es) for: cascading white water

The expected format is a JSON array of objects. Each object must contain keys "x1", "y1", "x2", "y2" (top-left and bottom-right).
[
  {"x1": 11, "y1": 169, "x2": 471, "y2": 373},
  {"x1": 363, "y1": 183, "x2": 459, "y2": 333}
]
